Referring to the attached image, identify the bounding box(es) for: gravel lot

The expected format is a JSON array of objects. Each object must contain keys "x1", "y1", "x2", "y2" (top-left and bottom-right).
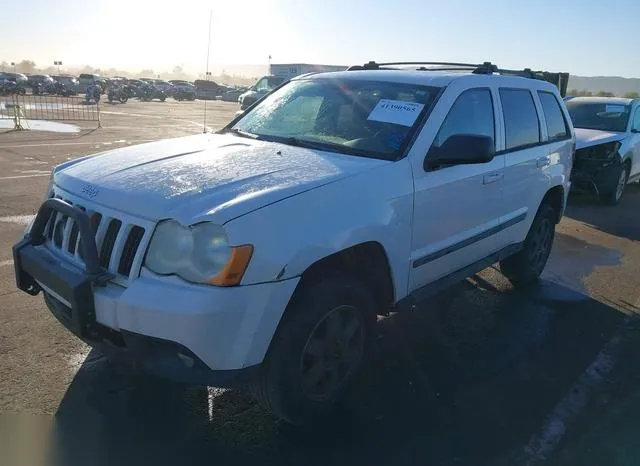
[{"x1": 0, "y1": 98, "x2": 639, "y2": 466}]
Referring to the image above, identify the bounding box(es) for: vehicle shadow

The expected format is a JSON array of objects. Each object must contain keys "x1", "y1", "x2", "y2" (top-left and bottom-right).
[
  {"x1": 565, "y1": 183, "x2": 640, "y2": 242},
  {"x1": 52, "y1": 274, "x2": 629, "y2": 466}
]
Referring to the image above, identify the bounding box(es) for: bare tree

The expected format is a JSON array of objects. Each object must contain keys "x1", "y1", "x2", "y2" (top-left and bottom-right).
[{"x1": 17, "y1": 60, "x2": 37, "y2": 74}]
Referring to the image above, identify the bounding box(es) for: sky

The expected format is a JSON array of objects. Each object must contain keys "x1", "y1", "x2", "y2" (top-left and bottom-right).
[{"x1": 1, "y1": 0, "x2": 638, "y2": 77}]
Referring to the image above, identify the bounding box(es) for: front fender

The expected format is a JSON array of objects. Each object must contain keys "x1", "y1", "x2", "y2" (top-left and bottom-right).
[{"x1": 224, "y1": 159, "x2": 415, "y2": 301}]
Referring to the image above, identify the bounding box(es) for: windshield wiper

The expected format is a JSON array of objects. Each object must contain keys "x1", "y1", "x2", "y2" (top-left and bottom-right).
[
  {"x1": 225, "y1": 128, "x2": 261, "y2": 140},
  {"x1": 266, "y1": 135, "x2": 349, "y2": 153}
]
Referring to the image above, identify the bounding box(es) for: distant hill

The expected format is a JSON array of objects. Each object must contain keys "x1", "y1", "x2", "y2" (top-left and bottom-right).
[{"x1": 568, "y1": 76, "x2": 640, "y2": 96}]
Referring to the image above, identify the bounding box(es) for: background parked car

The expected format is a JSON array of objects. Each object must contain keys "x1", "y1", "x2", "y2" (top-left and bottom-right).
[
  {"x1": 78, "y1": 73, "x2": 104, "y2": 92},
  {"x1": 0, "y1": 79, "x2": 27, "y2": 95},
  {"x1": 194, "y1": 79, "x2": 224, "y2": 100},
  {"x1": 568, "y1": 97, "x2": 640, "y2": 204},
  {"x1": 171, "y1": 81, "x2": 196, "y2": 101},
  {"x1": 152, "y1": 80, "x2": 174, "y2": 93},
  {"x1": 52, "y1": 75, "x2": 80, "y2": 94},
  {"x1": 219, "y1": 87, "x2": 246, "y2": 102},
  {"x1": 238, "y1": 75, "x2": 286, "y2": 110},
  {"x1": 0, "y1": 72, "x2": 28, "y2": 84},
  {"x1": 27, "y1": 74, "x2": 54, "y2": 87}
]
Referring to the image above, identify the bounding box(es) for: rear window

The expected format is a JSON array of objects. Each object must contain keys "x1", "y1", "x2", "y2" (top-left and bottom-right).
[
  {"x1": 538, "y1": 91, "x2": 570, "y2": 141},
  {"x1": 500, "y1": 89, "x2": 540, "y2": 150}
]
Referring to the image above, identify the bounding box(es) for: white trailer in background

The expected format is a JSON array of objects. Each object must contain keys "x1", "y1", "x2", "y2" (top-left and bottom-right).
[{"x1": 269, "y1": 63, "x2": 347, "y2": 80}]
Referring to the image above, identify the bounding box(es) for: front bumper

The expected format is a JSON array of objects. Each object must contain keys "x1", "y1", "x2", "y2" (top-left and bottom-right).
[
  {"x1": 13, "y1": 198, "x2": 299, "y2": 386},
  {"x1": 570, "y1": 158, "x2": 623, "y2": 195}
]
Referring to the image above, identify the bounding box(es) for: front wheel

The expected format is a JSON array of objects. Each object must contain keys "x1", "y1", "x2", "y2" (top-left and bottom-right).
[
  {"x1": 500, "y1": 203, "x2": 556, "y2": 287},
  {"x1": 602, "y1": 164, "x2": 629, "y2": 205},
  {"x1": 249, "y1": 276, "x2": 374, "y2": 424}
]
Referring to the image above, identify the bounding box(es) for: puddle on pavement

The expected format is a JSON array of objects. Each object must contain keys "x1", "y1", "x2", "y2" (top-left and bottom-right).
[
  {"x1": 541, "y1": 232, "x2": 622, "y2": 301},
  {"x1": 0, "y1": 214, "x2": 35, "y2": 225}
]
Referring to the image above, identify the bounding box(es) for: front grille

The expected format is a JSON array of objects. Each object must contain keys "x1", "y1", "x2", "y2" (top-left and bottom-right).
[
  {"x1": 43, "y1": 194, "x2": 151, "y2": 285},
  {"x1": 99, "y1": 219, "x2": 122, "y2": 268},
  {"x1": 118, "y1": 226, "x2": 145, "y2": 276}
]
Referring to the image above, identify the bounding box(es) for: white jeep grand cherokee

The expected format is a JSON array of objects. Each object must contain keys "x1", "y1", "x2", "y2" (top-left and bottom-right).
[{"x1": 13, "y1": 62, "x2": 574, "y2": 424}]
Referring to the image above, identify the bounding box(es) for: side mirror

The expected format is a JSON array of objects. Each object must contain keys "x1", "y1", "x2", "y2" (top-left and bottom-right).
[{"x1": 425, "y1": 134, "x2": 495, "y2": 170}]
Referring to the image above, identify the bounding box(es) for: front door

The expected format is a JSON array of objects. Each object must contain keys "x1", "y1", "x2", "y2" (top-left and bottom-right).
[{"x1": 409, "y1": 87, "x2": 505, "y2": 291}]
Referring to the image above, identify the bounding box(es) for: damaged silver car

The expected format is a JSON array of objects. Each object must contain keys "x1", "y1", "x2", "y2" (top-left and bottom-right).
[{"x1": 568, "y1": 97, "x2": 640, "y2": 204}]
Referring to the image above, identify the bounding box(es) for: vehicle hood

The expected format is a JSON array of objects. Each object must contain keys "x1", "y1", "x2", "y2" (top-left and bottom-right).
[
  {"x1": 54, "y1": 133, "x2": 386, "y2": 224},
  {"x1": 575, "y1": 128, "x2": 626, "y2": 150}
]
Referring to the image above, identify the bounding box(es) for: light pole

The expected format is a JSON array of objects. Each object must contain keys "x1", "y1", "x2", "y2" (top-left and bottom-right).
[{"x1": 54, "y1": 61, "x2": 62, "y2": 74}]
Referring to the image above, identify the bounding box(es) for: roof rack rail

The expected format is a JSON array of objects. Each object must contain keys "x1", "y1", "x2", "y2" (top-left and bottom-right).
[{"x1": 346, "y1": 61, "x2": 569, "y2": 96}]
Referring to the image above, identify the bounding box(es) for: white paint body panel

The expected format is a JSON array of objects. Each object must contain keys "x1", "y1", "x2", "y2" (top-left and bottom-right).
[
  {"x1": 39, "y1": 70, "x2": 574, "y2": 372},
  {"x1": 93, "y1": 273, "x2": 299, "y2": 370}
]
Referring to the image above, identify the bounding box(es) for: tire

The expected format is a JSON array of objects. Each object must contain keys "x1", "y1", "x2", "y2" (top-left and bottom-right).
[
  {"x1": 248, "y1": 275, "x2": 375, "y2": 424},
  {"x1": 500, "y1": 203, "x2": 556, "y2": 287},
  {"x1": 602, "y1": 163, "x2": 629, "y2": 205}
]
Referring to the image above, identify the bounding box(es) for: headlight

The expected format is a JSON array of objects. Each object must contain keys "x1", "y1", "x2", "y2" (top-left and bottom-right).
[
  {"x1": 605, "y1": 141, "x2": 622, "y2": 160},
  {"x1": 145, "y1": 220, "x2": 252, "y2": 286}
]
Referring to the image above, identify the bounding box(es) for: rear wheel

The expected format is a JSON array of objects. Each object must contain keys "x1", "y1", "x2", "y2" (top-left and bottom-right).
[
  {"x1": 500, "y1": 203, "x2": 556, "y2": 287},
  {"x1": 249, "y1": 275, "x2": 374, "y2": 424}
]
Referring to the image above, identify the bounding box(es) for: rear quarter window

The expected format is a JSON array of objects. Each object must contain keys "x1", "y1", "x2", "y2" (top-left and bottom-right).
[
  {"x1": 500, "y1": 88, "x2": 540, "y2": 151},
  {"x1": 538, "y1": 91, "x2": 570, "y2": 141}
]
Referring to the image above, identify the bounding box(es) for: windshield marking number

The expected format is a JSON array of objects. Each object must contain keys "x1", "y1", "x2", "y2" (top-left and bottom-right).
[{"x1": 367, "y1": 99, "x2": 425, "y2": 127}]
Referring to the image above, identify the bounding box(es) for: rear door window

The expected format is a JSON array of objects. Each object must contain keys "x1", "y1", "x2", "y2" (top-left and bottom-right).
[
  {"x1": 538, "y1": 91, "x2": 570, "y2": 141},
  {"x1": 500, "y1": 89, "x2": 540, "y2": 150}
]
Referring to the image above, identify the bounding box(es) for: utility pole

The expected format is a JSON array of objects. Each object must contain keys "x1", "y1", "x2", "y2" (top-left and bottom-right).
[{"x1": 203, "y1": 9, "x2": 213, "y2": 133}]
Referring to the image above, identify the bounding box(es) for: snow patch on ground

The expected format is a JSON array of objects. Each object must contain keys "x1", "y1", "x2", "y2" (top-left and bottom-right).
[{"x1": 0, "y1": 119, "x2": 79, "y2": 133}]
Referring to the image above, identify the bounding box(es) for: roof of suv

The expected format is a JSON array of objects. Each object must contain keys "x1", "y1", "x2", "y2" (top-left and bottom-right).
[{"x1": 298, "y1": 69, "x2": 560, "y2": 92}]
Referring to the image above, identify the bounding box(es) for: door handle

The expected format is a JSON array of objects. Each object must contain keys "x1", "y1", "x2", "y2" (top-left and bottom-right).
[
  {"x1": 537, "y1": 155, "x2": 551, "y2": 168},
  {"x1": 483, "y1": 172, "x2": 503, "y2": 185}
]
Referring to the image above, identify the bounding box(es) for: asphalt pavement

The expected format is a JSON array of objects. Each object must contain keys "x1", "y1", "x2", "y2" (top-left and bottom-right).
[{"x1": 0, "y1": 99, "x2": 638, "y2": 466}]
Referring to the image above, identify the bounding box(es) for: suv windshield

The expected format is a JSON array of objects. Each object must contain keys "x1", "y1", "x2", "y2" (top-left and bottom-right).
[
  {"x1": 567, "y1": 100, "x2": 631, "y2": 132},
  {"x1": 231, "y1": 78, "x2": 441, "y2": 160}
]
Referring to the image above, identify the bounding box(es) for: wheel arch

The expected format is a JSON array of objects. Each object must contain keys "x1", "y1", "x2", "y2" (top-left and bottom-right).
[
  {"x1": 541, "y1": 184, "x2": 565, "y2": 224},
  {"x1": 293, "y1": 241, "x2": 396, "y2": 316}
]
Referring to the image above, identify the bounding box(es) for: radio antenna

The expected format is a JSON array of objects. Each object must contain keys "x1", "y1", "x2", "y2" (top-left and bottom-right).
[{"x1": 203, "y1": 9, "x2": 212, "y2": 133}]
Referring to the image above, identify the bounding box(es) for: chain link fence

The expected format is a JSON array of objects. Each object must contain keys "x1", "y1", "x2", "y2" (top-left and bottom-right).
[{"x1": 0, "y1": 94, "x2": 101, "y2": 130}]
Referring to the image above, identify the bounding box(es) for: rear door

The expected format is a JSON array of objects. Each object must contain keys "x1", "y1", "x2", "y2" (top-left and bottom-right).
[{"x1": 497, "y1": 88, "x2": 572, "y2": 246}]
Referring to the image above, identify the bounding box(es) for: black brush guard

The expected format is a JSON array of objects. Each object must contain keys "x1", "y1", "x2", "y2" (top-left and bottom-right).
[{"x1": 12, "y1": 198, "x2": 113, "y2": 339}]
